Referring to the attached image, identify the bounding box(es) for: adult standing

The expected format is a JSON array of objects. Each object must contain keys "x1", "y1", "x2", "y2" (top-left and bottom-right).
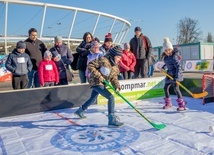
[
  {"x1": 50, "y1": 36, "x2": 74, "y2": 85},
  {"x1": 25, "y1": 28, "x2": 47, "y2": 88},
  {"x1": 76, "y1": 32, "x2": 93, "y2": 83},
  {"x1": 130, "y1": 27, "x2": 152, "y2": 78},
  {"x1": 100, "y1": 33, "x2": 113, "y2": 56}
]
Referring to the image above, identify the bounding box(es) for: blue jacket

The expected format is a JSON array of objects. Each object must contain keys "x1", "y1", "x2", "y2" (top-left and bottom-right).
[
  {"x1": 162, "y1": 48, "x2": 183, "y2": 83},
  {"x1": 5, "y1": 49, "x2": 33, "y2": 76}
]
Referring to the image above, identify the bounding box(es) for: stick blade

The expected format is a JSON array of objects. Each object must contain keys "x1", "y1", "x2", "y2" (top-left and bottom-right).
[
  {"x1": 151, "y1": 122, "x2": 166, "y2": 130},
  {"x1": 192, "y1": 91, "x2": 208, "y2": 98}
]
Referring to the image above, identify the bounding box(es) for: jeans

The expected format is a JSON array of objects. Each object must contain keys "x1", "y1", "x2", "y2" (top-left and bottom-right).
[
  {"x1": 82, "y1": 85, "x2": 115, "y2": 114},
  {"x1": 27, "y1": 70, "x2": 40, "y2": 88},
  {"x1": 78, "y1": 69, "x2": 87, "y2": 83},
  {"x1": 118, "y1": 73, "x2": 124, "y2": 80},
  {"x1": 148, "y1": 65, "x2": 154, "y2": 77}
]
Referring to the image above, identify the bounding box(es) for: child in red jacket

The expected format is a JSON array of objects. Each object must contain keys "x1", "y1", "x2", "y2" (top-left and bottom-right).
[
  {"x1": 39, "y1": 51, "x2": 59, "y2": 87},
  {"x1": 119, "y1": 43, "x2": 136, "y2": 79}
]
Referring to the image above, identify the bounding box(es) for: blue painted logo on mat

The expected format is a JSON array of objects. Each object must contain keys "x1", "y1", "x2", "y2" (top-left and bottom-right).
[{"x1": 51, "y1": 125, "x2": 140, "y2": 152}]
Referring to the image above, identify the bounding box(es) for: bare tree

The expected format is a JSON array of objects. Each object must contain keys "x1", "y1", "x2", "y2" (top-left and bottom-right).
[
  {"x1": 177, "y1": 17, "x2": 201, "y2": 44},
  {"x1": 206, "y1": 32, "x2": 213, "y2": 42}
]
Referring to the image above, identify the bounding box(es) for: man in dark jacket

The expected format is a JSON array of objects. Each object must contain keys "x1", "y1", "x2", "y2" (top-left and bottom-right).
[
  {"x1": 5, "y1": 41, "x2": 33, "y2": 90},
  {"x1": 25, "y1": 28, "x2": 47, "y2": 88},
  {"x1": 130, "y1": 27, "x2": 152, "y2": 78}
]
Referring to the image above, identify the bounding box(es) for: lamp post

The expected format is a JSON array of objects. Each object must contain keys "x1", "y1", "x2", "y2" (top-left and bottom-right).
[{"x1": 57, "y1": 22, "x2": 61, "y2": 35}]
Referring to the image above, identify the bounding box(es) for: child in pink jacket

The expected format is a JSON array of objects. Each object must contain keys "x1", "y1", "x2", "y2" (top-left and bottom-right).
[
  {"x1": 119, "y1": 43, "x2": 136, "y2": 79},
  {"x1": 38, "y1": 51, "x2": 59, "y2": 87}
]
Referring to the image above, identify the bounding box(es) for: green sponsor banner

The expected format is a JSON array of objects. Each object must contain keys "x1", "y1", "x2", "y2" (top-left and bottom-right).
[{"x1": 97, "y1": 77, "x2": 165, "y2": 105}]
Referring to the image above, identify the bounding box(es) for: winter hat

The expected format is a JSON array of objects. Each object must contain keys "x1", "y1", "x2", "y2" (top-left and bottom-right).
[
  {"x1": 124, "y1": 43, "x2": 130, "y2": 49},
  {"x1": 44, "y1": 50, "x2": 52, "y2": 58},
  {"x1": 90, "y1": 40, "x2": 100, "y2": 48},
  {"x1": 54, "y1": 36, "x2": 62, "y2": 43},
  {"x1": 104, "y1": 33, "x2": 113, "y2": 42},
  {"x1": 134, "y1": 26, "x2": 141, "y2": 32},
  {"x1": 16, "y1": 41, "x2": 26, "y2": 49},
  {"x1": 109, "y1": 46, "x2": 123, "y2": 57},
  {"x1": 163, "y1": 37, "x2": 173, "y2": 51}
]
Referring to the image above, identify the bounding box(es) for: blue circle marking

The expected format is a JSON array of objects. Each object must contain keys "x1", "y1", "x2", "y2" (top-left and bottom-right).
[
  {"x1": 51, "y1": 125, "x2": 140, "y2": 152},
  {"x1": 186, "y1": 62, "x2": 192, "y2": 69}
]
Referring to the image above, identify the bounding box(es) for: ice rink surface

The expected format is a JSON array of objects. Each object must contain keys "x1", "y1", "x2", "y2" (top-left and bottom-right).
[{"x1": 0, "y1": 96, "x2": 213, "y2": 155}]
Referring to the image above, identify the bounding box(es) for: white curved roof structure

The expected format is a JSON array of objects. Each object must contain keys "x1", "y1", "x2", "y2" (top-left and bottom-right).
[{"x1": 0, "y1": 0, "x2": 131, "y2": 54}]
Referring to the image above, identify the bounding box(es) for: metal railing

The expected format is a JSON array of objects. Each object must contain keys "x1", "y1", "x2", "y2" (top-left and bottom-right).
[{"x1": 0, "y1": 0, "x2": 131, "y2": 54}]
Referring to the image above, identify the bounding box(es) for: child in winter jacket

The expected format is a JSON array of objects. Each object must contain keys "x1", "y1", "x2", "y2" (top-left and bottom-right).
[
  {"x1": 119, "y1": 43, "x2": 136, "y2": 79},
  {"x1": 75, "y1": 46, "x2": 124, "y2": 127},
  {"x1": 85, "y1": 40, "x2": 103, "y2": 79},
  {"x1": 38, "y1": 51, "x2": 59, "y2": 87},
  {"x1": 160, "y1": 37, "x2": 186, "y2": 111},
  {"x1": 5, "y1": 41, "x2": 33, "y2": 90}
]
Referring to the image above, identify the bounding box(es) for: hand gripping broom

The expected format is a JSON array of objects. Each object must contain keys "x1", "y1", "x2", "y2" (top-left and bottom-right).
[
  {"x1": 161, "y1": 70, "x2": 208, "y2": 98},
  {"x1": 103, "y1": 80, "x2": 166, "y2": 130}
]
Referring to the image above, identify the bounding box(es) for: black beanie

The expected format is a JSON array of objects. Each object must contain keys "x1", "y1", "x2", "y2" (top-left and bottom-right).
[{"x1": 109, "y1": 46, "x2": 123, "y2": 57}]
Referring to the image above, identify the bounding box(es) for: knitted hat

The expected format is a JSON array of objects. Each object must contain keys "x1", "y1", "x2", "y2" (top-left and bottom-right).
[
  {"x1": 44, "y1": 50, "x2": 52, "y2": 58},
  {"x1": 16, "y1": 41, "x2": 26, "y2": 49},
  {"x1": 90, "y1": 40, "x2": 100, "y2": 48},
  {"x1": 124, "y1": 43, "x2": 130, "y2": 49},
  {"x1": 163, "y1": 37, "x2": 173, "y2": 51},
  {"x1": 54, "y1": 36, "x2": 62, "y2": 43},
  {"x1": 134, "y1": 26, "x2": 141, "y2": 32},
  {"x1": 104, "y1": 33, "x2": 113, "y2": 42},
  {"x1": 109, "y1": 46, "x2": 123, "y2": 57}
]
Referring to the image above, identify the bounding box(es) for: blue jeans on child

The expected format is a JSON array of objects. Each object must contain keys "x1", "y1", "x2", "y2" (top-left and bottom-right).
[{"x1": 82, "y1": 85, "x2": 115, "y2": 114}]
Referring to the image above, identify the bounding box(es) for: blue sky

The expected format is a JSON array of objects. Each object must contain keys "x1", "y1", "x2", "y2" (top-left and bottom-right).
[{"x1": 0, "y1": 0, "x2": 214, "y2": 47}]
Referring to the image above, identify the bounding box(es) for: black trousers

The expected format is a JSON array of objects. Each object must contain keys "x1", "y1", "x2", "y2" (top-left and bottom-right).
[
  {"x1": 164, "y1": 82, "x2": 182, "y2": 98},
  {"x1": 134, "y1": 59, "x2": 148, "y2": 78},
  {"x1": 12, "y1": 74, "x2": 29, "y2": 90}
]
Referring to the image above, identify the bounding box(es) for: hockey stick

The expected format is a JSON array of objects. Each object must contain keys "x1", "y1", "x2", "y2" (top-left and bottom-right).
[
  {"x1": 103, "y1": 80, "x2": 166, "y2": 130},
  {"x1": 161, "y1": 70, "x2": 208, "y2": 98}
]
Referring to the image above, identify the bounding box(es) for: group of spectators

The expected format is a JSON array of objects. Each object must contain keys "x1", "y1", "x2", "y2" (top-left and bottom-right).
[
  {"x1": 5, "y1": 26, "x2": 154, "y2": 90},
  {"x1": 5, "y1": 28, "x2": 73, "y2": 90},
  {"x1": 76, "y1": 26, "x2": 154, "y2": 84}
]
